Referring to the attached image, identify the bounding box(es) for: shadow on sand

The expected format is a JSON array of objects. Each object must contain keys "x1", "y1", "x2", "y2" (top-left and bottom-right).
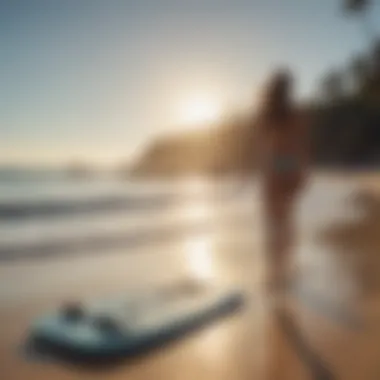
[{"x1": 276, "y1": 307, "x2": 335, "y2": 380}]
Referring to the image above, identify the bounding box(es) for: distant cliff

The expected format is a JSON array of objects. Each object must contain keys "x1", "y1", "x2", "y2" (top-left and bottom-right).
[{"x1": 130, "y1": 115, "x2": 258, "y2": 178}]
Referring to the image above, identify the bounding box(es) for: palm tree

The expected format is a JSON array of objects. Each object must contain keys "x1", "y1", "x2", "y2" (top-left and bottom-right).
[
  {"x1": 350, "y1": 54, "x2": 370, "y2": 92},
  {"x1": 321, "y1": 70, "x2": 345, "y2": 103},
  {"x1": 369, "y1": 39, "x2": 380, "y2": 99},
  {"x1": 343, "y1": 0, "x2": 375, "y2": 43},
  {"x1": 371, "y1": 39, "x2": 380, "y2": 73}
]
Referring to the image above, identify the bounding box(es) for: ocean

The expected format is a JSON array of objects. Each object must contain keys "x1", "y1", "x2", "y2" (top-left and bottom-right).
[
  {"x1": 0, "y1": 169, "x2": 261, "y2": 263},
  {"x1": 0, "y1": 168, "x2": 362, "y2": 266}
]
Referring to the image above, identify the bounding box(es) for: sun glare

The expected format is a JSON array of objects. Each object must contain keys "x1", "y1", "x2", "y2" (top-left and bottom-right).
[{"x1": 179, "y1": 96, "x2": 221, "y2": 127}]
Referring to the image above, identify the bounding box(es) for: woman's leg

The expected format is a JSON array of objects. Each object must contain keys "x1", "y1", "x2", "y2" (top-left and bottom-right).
[
  {"x1": 279, "y1": 195, "x2": 296, "y2": 286},
  {"x1": 266, "y1": 193, "x2": 295, "y2": 292},
  {"x1": 265, "y1": 197, "x2": 283, "y2": 292}
]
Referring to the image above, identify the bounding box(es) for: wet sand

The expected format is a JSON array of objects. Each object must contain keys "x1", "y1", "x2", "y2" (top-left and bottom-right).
[{"x1": 1, "y1": 174, "x2": 380, "y2": 380}]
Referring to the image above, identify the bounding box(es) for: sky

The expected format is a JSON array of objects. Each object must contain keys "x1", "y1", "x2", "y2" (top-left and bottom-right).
[{"x1": 1, "y1": 0, "x2": 380, "y2": 167}]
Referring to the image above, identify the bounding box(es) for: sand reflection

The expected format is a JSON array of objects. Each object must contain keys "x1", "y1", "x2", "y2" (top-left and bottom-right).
[{"x1": 185, "y1": 235, "x2": 215, "y2": 281}]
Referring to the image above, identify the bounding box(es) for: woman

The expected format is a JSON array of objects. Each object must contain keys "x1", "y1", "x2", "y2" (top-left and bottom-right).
[{"x1": 255, "y1": 69, "x2": 310, "y2": 295}]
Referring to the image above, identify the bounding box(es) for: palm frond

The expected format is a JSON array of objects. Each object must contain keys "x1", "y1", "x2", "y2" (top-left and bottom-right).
[{"x1": 344, "y1": 0, "x2": 369, "y2": 12}]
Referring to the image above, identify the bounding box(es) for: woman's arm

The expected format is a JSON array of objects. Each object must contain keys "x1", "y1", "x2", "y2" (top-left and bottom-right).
[
  {"x1": 299, "y1": 111, "x2": 311, "y2": 187},
  {"x1": 253, "y1": 115, "x2": 266, "y2": 174}
]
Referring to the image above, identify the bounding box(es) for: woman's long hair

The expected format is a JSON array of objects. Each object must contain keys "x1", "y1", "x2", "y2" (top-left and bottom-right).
[{"x1": 260, "y1": 69, "x2": 294, "y2": 126}]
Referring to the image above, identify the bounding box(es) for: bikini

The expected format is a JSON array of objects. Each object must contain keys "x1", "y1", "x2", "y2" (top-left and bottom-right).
[{"x1": 273, "y1": 155, "x2": 299, "y2": 174}]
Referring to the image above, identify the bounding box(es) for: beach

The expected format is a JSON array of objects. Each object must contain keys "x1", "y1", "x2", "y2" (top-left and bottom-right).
[{"x1": 1, "y1": 173, "x2": 380, "y2": 380}]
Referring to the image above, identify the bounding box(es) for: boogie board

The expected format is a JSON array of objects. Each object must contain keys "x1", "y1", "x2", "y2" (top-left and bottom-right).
[{"x1": 29, "y1": 280, "x2": 243, "y2": 360}]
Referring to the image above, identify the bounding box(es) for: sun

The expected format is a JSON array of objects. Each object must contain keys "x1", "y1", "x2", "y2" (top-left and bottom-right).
[{"x1": 179, "y1": 96, "x2": 221, "y2": 127}]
